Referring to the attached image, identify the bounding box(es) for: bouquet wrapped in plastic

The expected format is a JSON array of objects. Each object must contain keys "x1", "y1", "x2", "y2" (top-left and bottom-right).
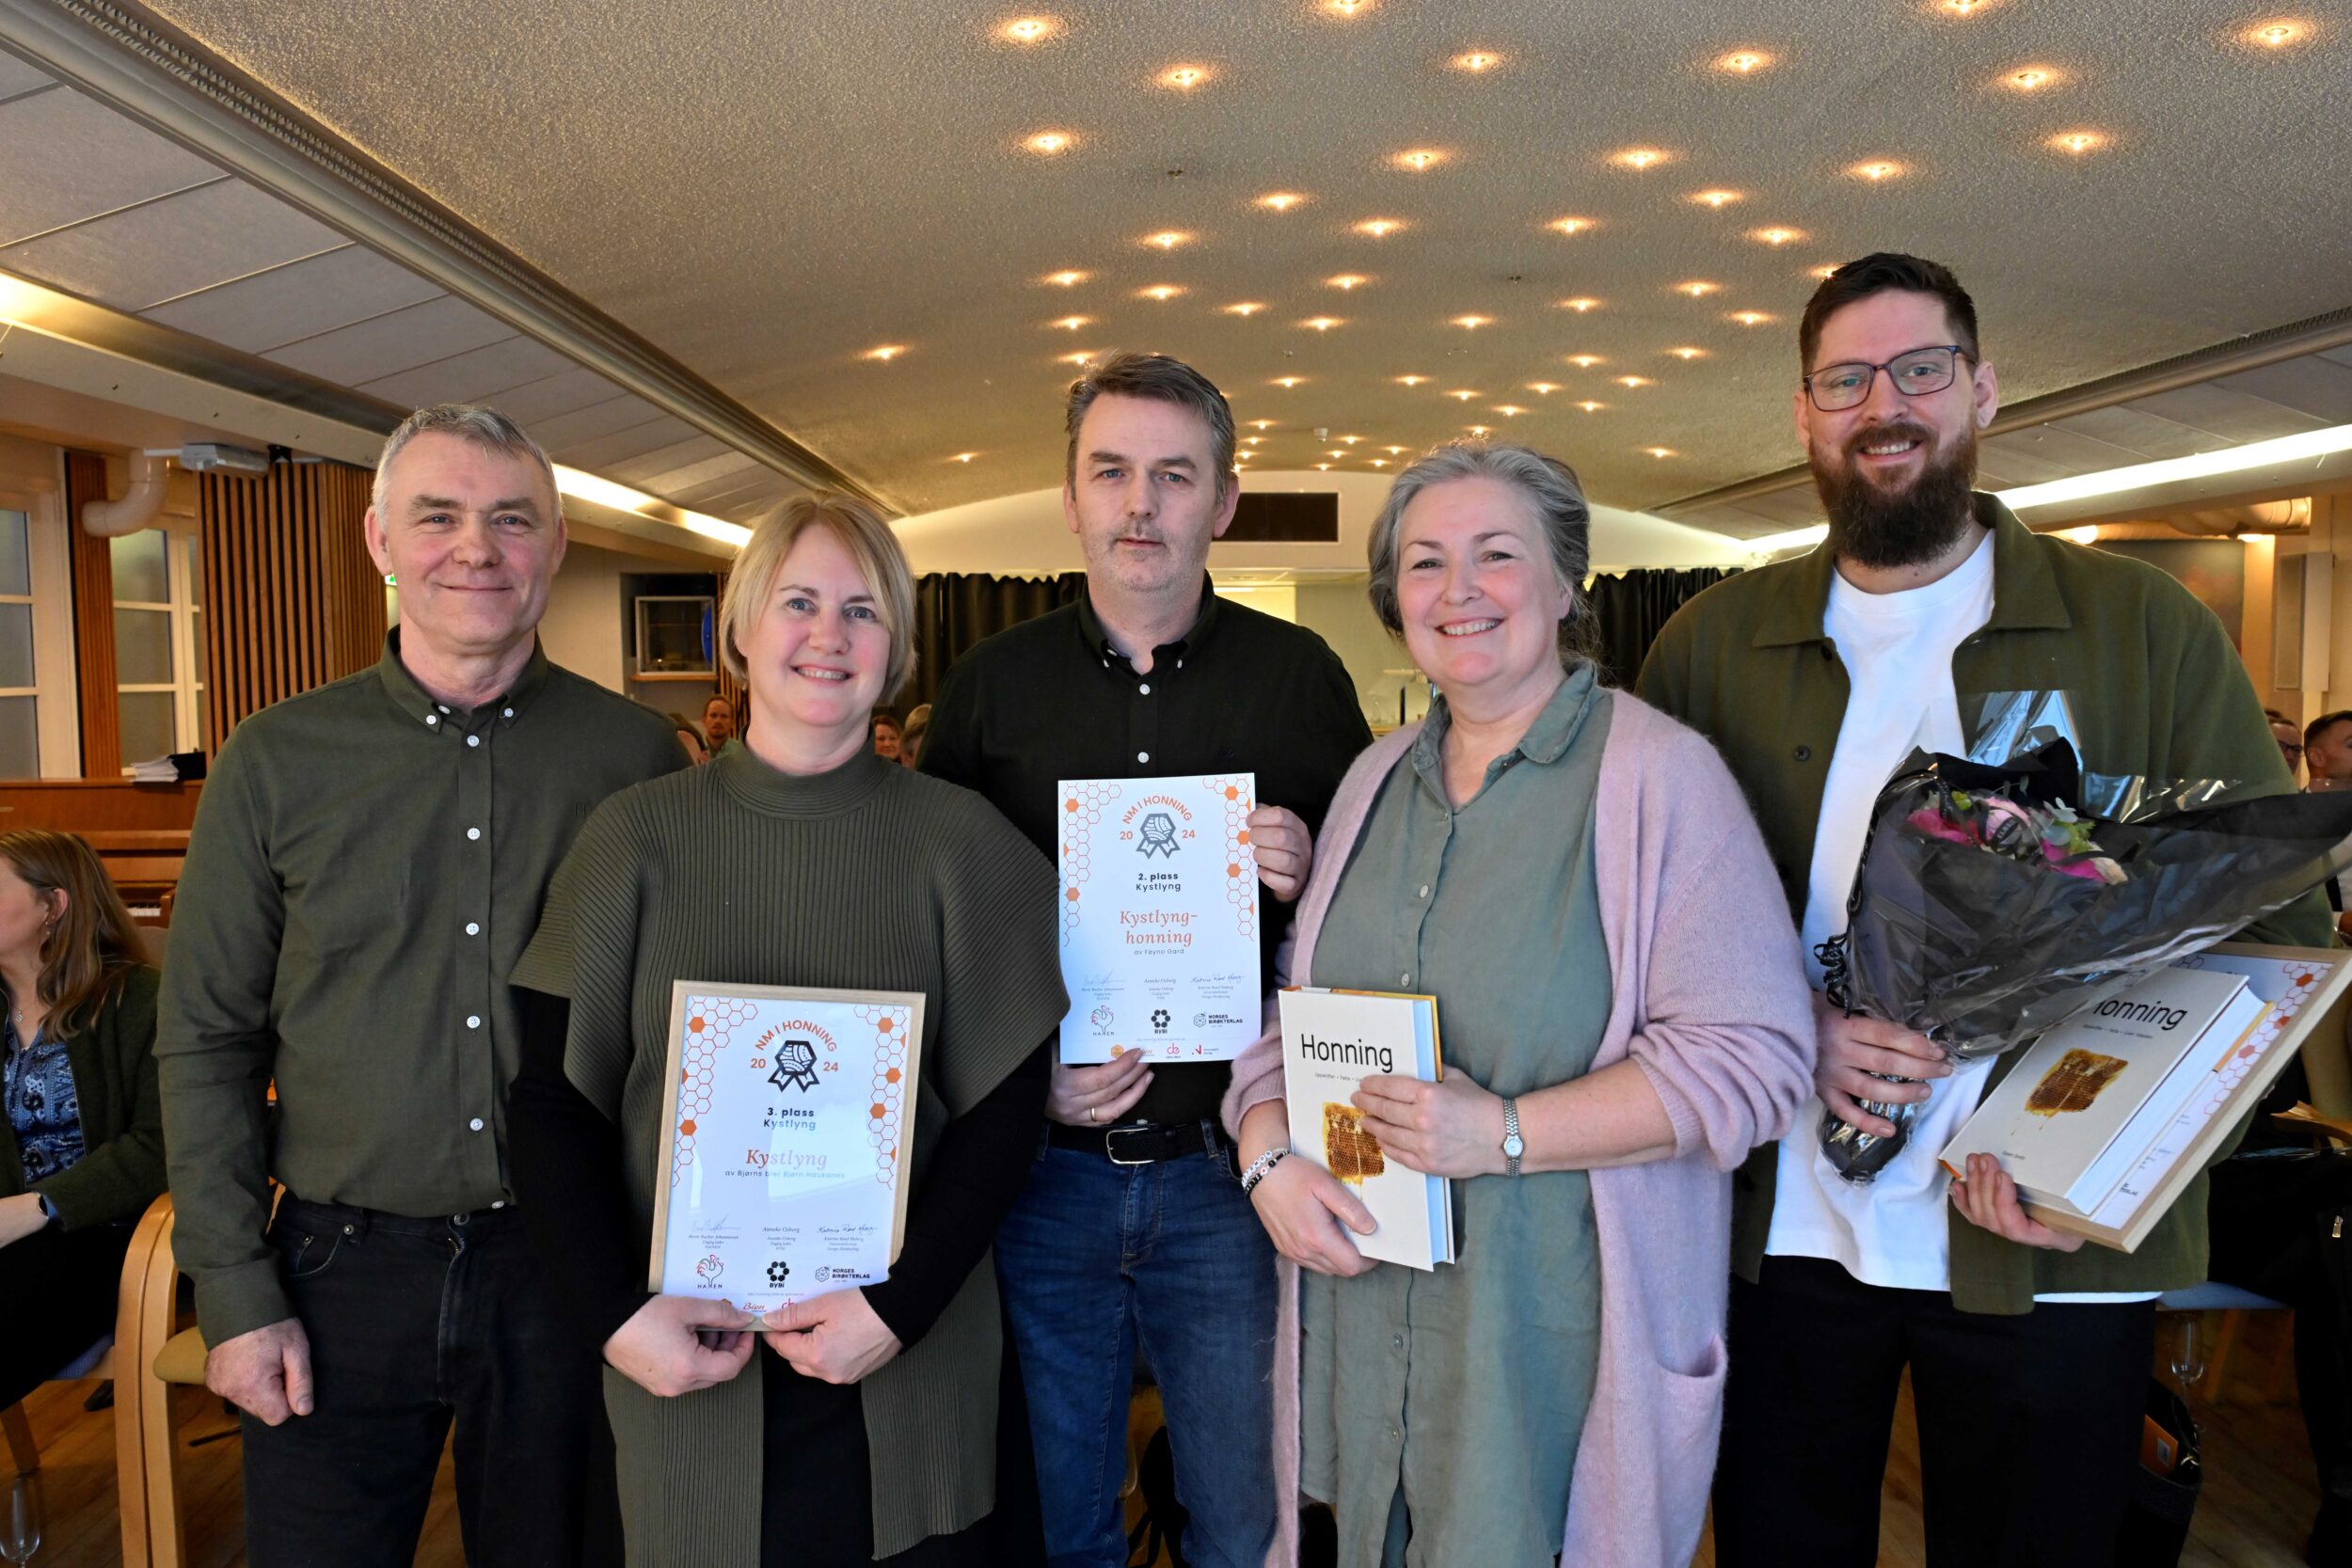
[{"x1": 1814, "y1": 737, "x2": 2352, "y2": 1181}]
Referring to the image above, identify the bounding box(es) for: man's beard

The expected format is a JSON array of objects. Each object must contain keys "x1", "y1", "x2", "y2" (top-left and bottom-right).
[{"x1": 1810, "y1": 419, "x2": 1979, "y2": 571}]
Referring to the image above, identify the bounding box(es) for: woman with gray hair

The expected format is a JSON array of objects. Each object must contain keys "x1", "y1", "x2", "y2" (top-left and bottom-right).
[{"x1": 1223, "y1": 441, "x2": 1817, "y2": 1567}]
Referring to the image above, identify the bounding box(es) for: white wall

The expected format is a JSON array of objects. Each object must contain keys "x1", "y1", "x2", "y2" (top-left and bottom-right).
[
  {"x1": 892, "y1": 471, "x2": 1754, "y2": 578},
  {"x1": 538, "y1": 540, "x2": 629, "y2": 692}
]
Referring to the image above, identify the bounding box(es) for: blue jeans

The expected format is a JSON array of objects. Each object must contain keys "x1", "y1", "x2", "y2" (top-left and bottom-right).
[{"x1": 996, "y1": 1129, "x2": 1279, "y2": 1568}]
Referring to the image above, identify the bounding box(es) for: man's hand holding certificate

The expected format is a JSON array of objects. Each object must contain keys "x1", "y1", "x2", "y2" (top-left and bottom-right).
[{"x1": 1057, "y1": 773, "x2": 1263, "y2": 1064}]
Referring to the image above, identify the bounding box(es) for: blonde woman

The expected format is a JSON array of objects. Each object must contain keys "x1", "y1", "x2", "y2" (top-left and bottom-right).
[{"x1": 509, "y1": 495, "x2": 1066, "y2": 1565}]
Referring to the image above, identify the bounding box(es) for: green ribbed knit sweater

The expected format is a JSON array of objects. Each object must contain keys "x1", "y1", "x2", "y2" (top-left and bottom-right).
[{"x1": 513, "y1": 745, "x2": 1066, "y2": 1563}]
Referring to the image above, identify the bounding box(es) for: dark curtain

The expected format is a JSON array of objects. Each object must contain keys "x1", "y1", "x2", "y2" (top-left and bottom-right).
[
  {"x1": 1585, "y1": 567, "x2": 1740, "y2": 689},
  {"x1": 906, "y1": 572, "x2": 1087, "y2": 708}
]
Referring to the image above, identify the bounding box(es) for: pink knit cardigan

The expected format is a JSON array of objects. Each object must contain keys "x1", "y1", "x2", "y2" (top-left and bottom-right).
[{"x1": 1221, "y1": 691, "x2": 1817, "y2": 1568}]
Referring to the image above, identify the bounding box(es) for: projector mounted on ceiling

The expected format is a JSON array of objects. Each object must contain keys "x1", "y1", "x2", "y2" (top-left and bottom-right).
[{"x1": 179, "y1": 442, "x2": 272, "y2": 475}]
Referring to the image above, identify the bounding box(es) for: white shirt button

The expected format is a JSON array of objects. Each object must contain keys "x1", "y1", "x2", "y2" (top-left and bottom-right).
[
  {"x1": 1401, "y1": 973, "x2": 1411, "y2": 986},
  {"x1": 437, "y1": 705, "x2": 451, "y2": 713},
  {"x1": 1138, "y1": 683, "x2": 1152, "y2": 695},
  {"x1": 1136, "y1": 752, "x2": 1150, "y2": 765},
  {"x1": 467, "y1": 828, "x2": 481, "y2": 841},
  {"x1": 467, "y1": 735, "x2": 480, "y2": 748},
  {"x1": 1418, "y1": 885, "x2": 1430, "y2": 899},
  {"x1": 466, "y1": 1015, "x2": 482, "y2": 1029},
  {"x1": 469, "y1": 1117, "x2": 484, "y2": 1132},
  {"x1": 502, "y1": 707, "x2": 514, "y2": 719},
  {"x1": 491, "y1": 1199, "x2": 506, "y2": 1210},
  {"x1": 465, "y1": 922, "x2": 481, "y2": 937},
  {"x1": 425, "y1": 714, "x2": 437, "y2": 726}
]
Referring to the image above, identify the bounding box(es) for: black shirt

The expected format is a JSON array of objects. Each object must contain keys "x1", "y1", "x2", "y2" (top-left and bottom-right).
[{"x1": 922, "y1": 579, "x2": 1373, "y2": 1125}]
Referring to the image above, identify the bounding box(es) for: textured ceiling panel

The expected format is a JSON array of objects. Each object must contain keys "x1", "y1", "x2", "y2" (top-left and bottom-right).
[
  {"x1": 354, "y1": 332, "x2": 577, "y2": 408},
  {"x1": 548, "y1": 414, "x2": 700, "y2": 471},
  {"x1": 263, "y1": 293, "x2": 515, "y2": 383},
  {"x1": 479, "y1": 365, "x2": 627, "y2": 425},
  {"x1": 2046, "y1": 404, "x2": 2236, "y2": 462},
  {"x1": 139, "y1": 0, "x2": 2352, "y2": 515},
  {"x1": 0, "y1": 53, "x2": 54, "y2": 101},
  {"x1": 2125, "y1": 382, "x2": 2333, "y2": 443},
  {"x1": 0, "y1": 85, "x2": 220, "y2": 245},
  {"x1": 638, "y1": 451, "x2": 763, "y2": 493},
  {"x1": 2215, "y1": 356, "x2": 2352, "y2": 423},
  {"x1": 0, "y1": 177, "x2": 345, "y2": 310},
  {"x1": 140, "y1": 242, "x2": 446, "y2": 350},
  {"x1": 603, "y1": 434, "x2": 730, "y2": 486},
  {"x1": 530, "y1": 392, "x2": 674, "y2": 450}
]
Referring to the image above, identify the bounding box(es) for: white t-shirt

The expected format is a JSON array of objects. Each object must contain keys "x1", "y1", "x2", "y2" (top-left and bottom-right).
[{"x1": 1767, "y1": 536, "x2": 1998, "y2": 1291}]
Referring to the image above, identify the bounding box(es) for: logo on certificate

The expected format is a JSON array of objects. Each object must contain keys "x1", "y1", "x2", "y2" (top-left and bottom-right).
[
  {"x1": 768, "y1": 1039, "x2": 819, "y2": 1094},
  {"x1": 768, "y1": 1259, "x2": 790, "y2": 1286},
  {"x1": 1136, "y1": 812, "x2": 1180, "y2": 859},
  {"x1": 1152, "y1": 1008, "x2": 1170, "y2": 1034},
  {"x1": 1089, "y1": 1005, "x2": 1115, "y2": 1035},
  {"x1": 696, "y1": 1254, "x2": 723, "y2": 1286}
]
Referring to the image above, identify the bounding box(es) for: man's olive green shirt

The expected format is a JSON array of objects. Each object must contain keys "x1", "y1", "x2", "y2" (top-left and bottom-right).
[
  {"x1": 156, "y1": 634, "x2": 686, "y2": 1343},
  {"x1": 1638, "y1": 496, "x2": 2330, "y2": 1314}
]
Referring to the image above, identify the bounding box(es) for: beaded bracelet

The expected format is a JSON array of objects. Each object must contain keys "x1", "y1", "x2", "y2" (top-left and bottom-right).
[{"x1": 1239, "y1": 1147, "x2": 1290, "y2": 1194}]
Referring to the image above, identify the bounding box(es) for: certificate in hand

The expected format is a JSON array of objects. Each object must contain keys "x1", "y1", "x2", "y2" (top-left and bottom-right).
[
  {"x1": 648, "y1": 982, "x2": 926, "y2": 1314},
  {"x1": 1057, "y1": 772, "x2": 1262, "y2": 1064}
]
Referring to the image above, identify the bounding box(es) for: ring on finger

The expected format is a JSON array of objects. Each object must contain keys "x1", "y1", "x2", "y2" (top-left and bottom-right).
[{"x1": 1088, "y1": 1104, "x2": 1098, "y2": 1123}]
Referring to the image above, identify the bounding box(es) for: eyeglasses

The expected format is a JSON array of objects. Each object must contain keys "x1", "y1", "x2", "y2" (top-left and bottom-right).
[{"x1": 1803, "y1": 345, "x2": 1972, "y2": 412}]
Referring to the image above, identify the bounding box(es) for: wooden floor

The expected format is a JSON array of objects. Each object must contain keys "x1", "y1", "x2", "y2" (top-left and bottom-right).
[{"x1": 13, "y1": 1314, "x2": 2320, "y2": 1567}]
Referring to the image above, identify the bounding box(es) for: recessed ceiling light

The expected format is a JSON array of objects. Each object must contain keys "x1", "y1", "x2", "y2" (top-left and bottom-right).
[
  {"x1": 1729, "y1": 309, "x2": 1775, "y2": 325},
  {"x1": 1567, "y1": 354, "x2": 1604, "y2": 368},
  {"x1": 1315, "y1": 462, "x2": 1332, "y2": 470},
  {"x1": 1385, "y1": 445, "x2": 1406, "y2": 454},
  {"x1": 1645, "y1": 446, "x2": 1677, "y2": 458},
  {"x1": 1560, "y1": 296, "x2": 1601, "y2": 312},
  {"x1": 950, "y1": 451, "x2": 979, "y2": 463},
  {"x1": 2001, "y1": 64, "x2": 2063, "y2": 91},
  {"x1": 1668, "y1": 346, "x2": 1706, "y2": 360},
  {"x1": 1249, "y1": 419, "x2": 1276, "y2": 429},
  {"x1": 1023, "y1": 130, "x2": 1077, "y2": 155},
  {"x1": 1449, "y1": 388, "x2": 1479, "y2": 402},
  {"x1": 1936, "y1": 0, "x2": 2004, "y2": 14},
  {"x1": 1807, "y1": 263, "x2": 1837, "y2": 279},
  {"x1": 1451, "y1": 49, "x2": 1503, "y2": 72},
  {"x1": 1223, "y1": 301, "x2": 1266, "y2": 315},
  {"x1": 1528, "y1": 381, "x2": 1561, "y2": 394},
  {"x1": 1322, "y1": 0, "x2": 1373, "y2": 15},
  {"x1": 1274, "y1": 376, "x2": 1305, "y2": 388},
  {"x1": 1355, "y1": 217, "x2": 1406, "y2": 237},
  {"x1": 1159, "y1": 63, "x2": 1212, "y2": 89},
  {"x1": 1142, "y1": 230, "x2": 1192, "y2": 250},
  {"x1": 1714, "y1": 48, "x2": 1772, "y2": 73},
  {"x1": 2047, "y1": 129, "x2": 2109, "y2": 154},
  {"x1": 1549, "y1": 215, "x2": 1597, "y2": 235},
  {"x1": 1849, "y1": 158, "x2": 1904, "y2": 182},
  {"x1": 1341, "y1": 436, "x2": 1362, "y2": 445},
  {"x1": 1610, "y1": 147, "x2": 1673, "y2": 170},
  {"x1": 1690, "y1": 188, "x2": 1743, "y2": 208},
  {"x1": 862, "y1": 344, "x2": 906, "y2": 361},
  {"x1": 1327, "y1": 274, "x2": 1369, "y2": 290},
  {"x1": 1370, "y1": 458, "x2": 1390, "y2": 467},
  {"x1": 1051, "y1": 315, "x2": 1090, "y2": 330},
  {"x1": 1244, "y1": 436, "x2": 1263, "y2": 445},
  {"x1": 1327, "y1": 450, "x2": 1345, "y2": 458},
  {"x1": 1494, "y1": 404, "x2": 1528, "y2": 417},
  {"x1": 1750, "y1": 225, "x2": 1804, "y2": 245},
  {"x1": 1617, "y1": 375, "x2": 1652, "y2": 388},
  {"x1": 1391, "y1": 148, "x2": 1448, "y2": 171},
  {"x1": 998, "y1": 15, "x2": 1062, "y2": 44},
  {"x1": 1677, "y1": 279, "x2": 1720, "y2": 296},
  {"x1": 1041, "y1": 269, "x2": 1089, "y2": 287},
  {"x1": 1451, "y1": 313, "x2": 1492, "y2": 329},
  {"x1": 2244, "y1": 19, "x2": 2311, "y2": 48},
  {"x1": 1396, "y1": 373, "x2": 1428, "y2": 386},
  {"x1": 1577, "y1": 401, "x2": 1606, "y2": 413},
  {"x1": 1256, "y1": 191, "x2": 1307, "y2": 213},
  {"x1": 1302, "y1": 316, "x2": 1343, "y2": 331}
]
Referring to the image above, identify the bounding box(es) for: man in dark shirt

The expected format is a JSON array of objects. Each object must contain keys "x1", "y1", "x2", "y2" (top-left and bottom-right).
[
  {"x1": 923, "y1": 352, "x2": 1370, "y2": 1568},
  {"x1": 156, "y1": 404, "x2": 684, "y2": 1567}
]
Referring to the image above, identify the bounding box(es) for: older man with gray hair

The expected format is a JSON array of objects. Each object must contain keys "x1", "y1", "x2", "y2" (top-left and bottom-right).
[{"x1": 156, "y1": 404, "x2": 685, "y2": 1566}]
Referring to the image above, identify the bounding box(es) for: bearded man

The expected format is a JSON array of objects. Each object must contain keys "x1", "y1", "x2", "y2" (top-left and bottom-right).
[{"x1": 1638, "y1": 254, "x2": 2326, "y2": 1566}]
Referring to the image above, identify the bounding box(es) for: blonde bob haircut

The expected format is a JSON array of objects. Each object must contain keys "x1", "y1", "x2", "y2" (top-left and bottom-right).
[{"x1": 718, "y1": 493, "x2": 916, "y2": 700}]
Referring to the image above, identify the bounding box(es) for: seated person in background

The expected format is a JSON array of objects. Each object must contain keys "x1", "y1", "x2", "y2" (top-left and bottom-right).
[
  {"x1": 870, "y1": 705, "x2": 904, "y2": 762},
  {"x1": 2306, "y1": 710, "x2": 2352, "y2": 791},
  {"x1": 0, "y1": 829, "x2": 163, "y2": 1410},
  {"x1": 899, "y1": 703, "x2": 930, "y2": 770},
  {"x1": 508, "y1": 493, "x2": 1065, "y2": 1566},
  {"x1": 2270, "y1": 708, "x2": 2306, "y2": 783},
  {"x1": 668, "y1": 712, "x2": 710, "y2": 765},
  {"x1": 704, "y1": 691, "x2": 740, "y2": 756},
  {"x1": 1229, "y1": 442, "x2": 1814, "y2": 1567}
]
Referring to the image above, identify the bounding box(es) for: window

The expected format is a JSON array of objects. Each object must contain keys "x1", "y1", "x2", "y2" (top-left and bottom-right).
[
  {"x1": 0, "y1": 510, "x2": 38, "y2": 777},
  {"x1": 110, "y1": 529, "x2": 206, "y2": 765},
  {"x1": 0, "y1": 482, "x2": 78, "y2": 780}
]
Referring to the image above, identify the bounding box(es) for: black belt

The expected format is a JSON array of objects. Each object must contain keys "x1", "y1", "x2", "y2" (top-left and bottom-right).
[{"x1": 1048, "y1": 1120, "x2": 1222, "y2": 1165}]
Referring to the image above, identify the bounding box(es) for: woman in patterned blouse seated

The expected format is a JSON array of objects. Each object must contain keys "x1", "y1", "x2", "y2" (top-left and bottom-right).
[{"x1": 0, "y1": 830, "x2": 164, "y2": 1409}]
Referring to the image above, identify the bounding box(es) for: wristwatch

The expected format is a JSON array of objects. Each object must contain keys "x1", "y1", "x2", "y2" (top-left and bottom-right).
[{"x1": 1501, "y1": 1098, "x2": 1524, "y2": 1178}]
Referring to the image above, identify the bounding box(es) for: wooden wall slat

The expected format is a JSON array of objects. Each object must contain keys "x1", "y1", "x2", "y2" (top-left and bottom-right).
[
  {"x1": 62, "y1": 451, "x2": 120, "y2": 777},
  {"x1": 198, "y1": 461, "x2": 386, "y2": 747}
]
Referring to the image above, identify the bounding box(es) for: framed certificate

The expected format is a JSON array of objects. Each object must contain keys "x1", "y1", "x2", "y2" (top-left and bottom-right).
[
  {"x1": 1057, "y1": 772, "x2": 1262, "y2": 1064},
  {"x1": 647, "y1": 982, "x2": 926, "y2": 1313}
]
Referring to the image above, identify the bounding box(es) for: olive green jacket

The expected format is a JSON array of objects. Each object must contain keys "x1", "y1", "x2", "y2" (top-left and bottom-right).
[{"x1": 1638, "y1": 496, "x2": 2329, "y2": 1313}]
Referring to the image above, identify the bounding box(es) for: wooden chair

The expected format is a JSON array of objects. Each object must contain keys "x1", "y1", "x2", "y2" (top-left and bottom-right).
[
  {"x1": 112, "y1": 1192, "x2": 210, "y2": 1568},
  {"x1": 1, "y1": 1337, "x2": 115, "y2": 1477}
]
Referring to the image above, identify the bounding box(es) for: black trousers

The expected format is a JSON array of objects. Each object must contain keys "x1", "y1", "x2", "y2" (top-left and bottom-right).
[
  {"x1": 0, "y1": 1221, "x2": 133, "y2": 1409},
  {"x1": 240, "y1": 1196, "x2": 614, "y2": 1568},
  {"x1": 1713, "y1": 1255, "x2": 2154, "y2": 1568}
]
